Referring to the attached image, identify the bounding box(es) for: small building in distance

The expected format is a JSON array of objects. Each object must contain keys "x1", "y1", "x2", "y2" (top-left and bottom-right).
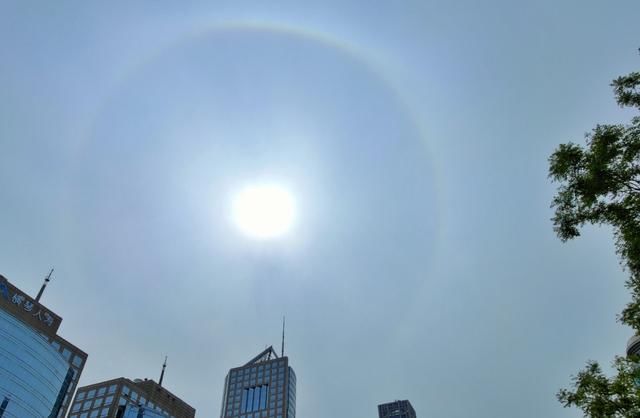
[
  {"x1": 0, "y1": 273, "x2": 87, "y2": 418},
  {"x1": 70, "y1": 376, "x2": 196, "y2": 418},
  {"x1": 627, "y1": 335, "x2": 640, "y2": 356},
  {"x1": 378, "y1": 400, "x2": 417, "y2": 418}
]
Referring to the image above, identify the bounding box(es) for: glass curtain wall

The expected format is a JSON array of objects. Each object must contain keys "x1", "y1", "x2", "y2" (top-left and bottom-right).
[{"x1": 0, "y1": 308, "x2": 70, "y2": 418}]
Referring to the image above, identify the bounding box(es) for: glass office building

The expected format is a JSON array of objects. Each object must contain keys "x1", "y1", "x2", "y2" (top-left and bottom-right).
[
  {"x1": 0, "y1": 274, "x2": 87, "y2": 418},
  {"x1": 378, "y1": 400, "x2": 417, "y2": 418},
  {"x1": 0, "y1": 307, "x2": 71, "y2": 417},
  {"x1": 220, "y1": 346, "x2": 296, "y2": 418},
  {"x1": 48, "y1": 335, "x2": 87, "y2": 418}
]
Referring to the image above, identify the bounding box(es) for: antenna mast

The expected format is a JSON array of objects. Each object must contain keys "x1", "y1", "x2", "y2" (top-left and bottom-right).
[
  {"x1": 281, "y1": 316, "x2": 285, "y2": 357},
  {"x1": 35, "y1": 268, "x2": 54, "y2": 302},
  {"x1": 159, "y1": 356, "x2": 167, "y2": 387}
]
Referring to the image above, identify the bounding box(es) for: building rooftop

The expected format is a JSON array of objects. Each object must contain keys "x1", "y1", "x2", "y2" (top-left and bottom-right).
[{"x1": 75, "y1": 376, "x2": 196, "y2": 418}]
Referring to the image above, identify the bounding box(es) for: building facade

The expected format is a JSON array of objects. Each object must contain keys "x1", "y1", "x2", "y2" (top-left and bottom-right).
[
  {"x1": 627, "y1": 335, "x2": 640, "y2": 356},
  {"x1": 378, "y1": 400, "x2": 417, "y2": 418},
  {"x1": 0, "y1": 307, "x2": 71, "y2": 417},
  {"x1": 220, "y1": 346, "x2": 296, "y2": 418},
  {"x1": 69, "y1": 377, "x2": 195, "y2": 418},
  {"x1": 49, "y1": 334, "x2": 88, "y2": 417},
  {"x1": 0, "y1": 274, "x2": 87, "y2": 418}
]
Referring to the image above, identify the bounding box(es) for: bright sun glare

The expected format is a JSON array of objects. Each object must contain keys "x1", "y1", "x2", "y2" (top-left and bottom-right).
[{"x1": 231, "y1": 184, "x2": 297, "y2": 240}]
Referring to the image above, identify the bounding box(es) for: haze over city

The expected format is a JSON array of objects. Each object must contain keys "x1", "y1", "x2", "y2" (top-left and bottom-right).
[{"x1": 1, "y1": 1, "x2": 640, "y2": 417}]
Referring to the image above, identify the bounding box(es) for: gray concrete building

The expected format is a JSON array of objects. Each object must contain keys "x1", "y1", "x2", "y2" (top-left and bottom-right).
[{"x1": 69, "y1": 376, "x2": 195, "y2": 418}]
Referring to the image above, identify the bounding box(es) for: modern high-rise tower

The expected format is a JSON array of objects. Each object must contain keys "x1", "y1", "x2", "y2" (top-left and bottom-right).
[
  {"x1": 0, "y1": 273, "x2": 87, "y2": 418},
  {"x1": 378, "y1": 400, "x2": 417, "y2": 418},
  {"x1": 220, "y1": 346, "x2": 296, "y2": 418}
]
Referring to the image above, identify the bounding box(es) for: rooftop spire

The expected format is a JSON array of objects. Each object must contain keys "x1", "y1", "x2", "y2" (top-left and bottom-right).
[
  {"x1": 281, "y1": 316, "x2": 285, "y2": 357},
  {"x1": 35, "y1": 268, "x2": 53, "y2": 302},
  {"x1": 159, "y1": 356, "x2": 167, "y2": 387}
]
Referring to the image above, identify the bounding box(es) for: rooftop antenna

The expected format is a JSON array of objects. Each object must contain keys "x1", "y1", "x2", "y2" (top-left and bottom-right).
[
  {"x1": 35, "y1": 268, "x2": 53, "y2": 302},
  {"x1": 159, "y1": 356, "x2": 167, "y2": 387},
  {"x1": 281, "y1": 316, "x2": 285, "y2": 357}
]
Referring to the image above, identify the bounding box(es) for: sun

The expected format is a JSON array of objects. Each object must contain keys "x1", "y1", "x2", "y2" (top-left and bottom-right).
[{"x1": 231, "y1": 183, "x2": 297, "y2": 239}]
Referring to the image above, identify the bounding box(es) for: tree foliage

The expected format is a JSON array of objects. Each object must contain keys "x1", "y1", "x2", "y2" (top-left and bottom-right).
[
  {"x1": 549, "y1": 68, "x2": 640, "y2": 330},
  {"x1": 557, "y1": 356, "x2": 640, "y2": 417},
  {"x1": 549, "y1": 55, "x2": 640, "y2": 417}
]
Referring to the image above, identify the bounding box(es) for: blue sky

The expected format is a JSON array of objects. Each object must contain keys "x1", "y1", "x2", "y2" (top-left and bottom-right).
[{"x1": 1, "y1": 1, "x2": 640, "y2": 417}]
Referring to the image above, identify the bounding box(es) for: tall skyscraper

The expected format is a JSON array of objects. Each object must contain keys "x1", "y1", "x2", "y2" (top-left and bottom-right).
[
  {"x1": 0, "y1": 273, "x2": 87, "y2": 418},
  {"x1": 220, "y1": 346, "x2": 296, "y2": 418},
  {"x1": 70, "y1": 375, "x2": 196, "y2": 418},
  {"x1": 378, "y1": 400, "x2": 417, "y2": 418}
]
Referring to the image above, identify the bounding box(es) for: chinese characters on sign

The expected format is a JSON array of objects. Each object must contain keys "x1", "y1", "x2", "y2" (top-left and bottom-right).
[
  {"x1": 11, "y1": 293, "x2": 24, "y2": 305},
  {"x1": 11, "y1": 292, "x2": 56, "y2": 327},
  {"x1": 1, "y1": 280, "x2": 56, "y2": 327}
]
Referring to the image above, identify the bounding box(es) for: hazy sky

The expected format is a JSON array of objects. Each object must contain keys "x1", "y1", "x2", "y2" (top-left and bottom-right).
[{"x1": 1, "y1": 1, "x2": 640, "y2": 417}]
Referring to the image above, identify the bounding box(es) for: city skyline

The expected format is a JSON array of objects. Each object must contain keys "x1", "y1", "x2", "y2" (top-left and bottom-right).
[{"x1": 2, "y1": 1, "x2": 640, "y2": 417}]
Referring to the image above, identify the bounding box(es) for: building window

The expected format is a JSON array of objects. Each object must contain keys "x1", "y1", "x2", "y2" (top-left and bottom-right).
[{"x1": 241, "y1": 384, "x2": 269, "y2": 413}]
